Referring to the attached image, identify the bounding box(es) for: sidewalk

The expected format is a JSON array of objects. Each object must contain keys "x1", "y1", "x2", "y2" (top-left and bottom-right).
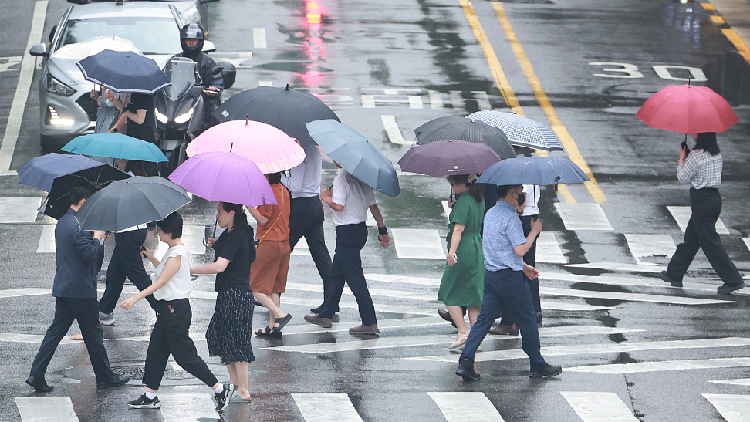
[{"x1": 710, "y1": 0, "x2": 750, "y2": 49}]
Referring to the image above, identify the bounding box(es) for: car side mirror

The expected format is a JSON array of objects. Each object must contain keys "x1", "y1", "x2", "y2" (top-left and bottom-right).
[
  {"x1": 202, "y1": 41, "x2": 216, "y2": 53},
  {"x1": 29, "y1": 43, "x2": 48, "y2": 57}
]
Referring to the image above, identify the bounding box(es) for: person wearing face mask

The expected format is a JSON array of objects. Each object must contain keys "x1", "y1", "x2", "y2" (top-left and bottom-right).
[{"x1": 455, "y1": 185, "x2": 561, "y2": 381}]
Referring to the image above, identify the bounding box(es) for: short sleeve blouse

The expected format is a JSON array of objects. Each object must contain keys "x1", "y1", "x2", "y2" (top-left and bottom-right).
[{"x1": 213, "y1": 226, "x2": 251, "y2": 292}]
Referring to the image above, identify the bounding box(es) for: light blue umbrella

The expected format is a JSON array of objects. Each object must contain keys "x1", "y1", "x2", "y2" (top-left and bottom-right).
[
  {"x1": 306, "y1": 120, "x2": 400, "y2": 197},
  {"x1": 62, "y1": 133, "x2": 168, "y2": 162},
  {"x1": 477, "y1": 156, "x2": 589, "y2": 186},
  {"x1": 468, "y1": 110, "x2": 564, "y2": 151}
]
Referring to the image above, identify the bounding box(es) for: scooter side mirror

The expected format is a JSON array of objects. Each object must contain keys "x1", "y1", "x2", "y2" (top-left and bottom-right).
[
  {"x1": 29, "y1": 43, "x2": 48, "y2": 57},
  {"x1": 189, "y1": 85, "x2": 204, "y2": 96},
  {"x1": 202, "y1": 41, "x2": 216, "y2": 53}
]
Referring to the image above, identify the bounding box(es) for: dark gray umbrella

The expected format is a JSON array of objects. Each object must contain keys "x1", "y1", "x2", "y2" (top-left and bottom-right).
[
  {"x1": 414, "y1": 116, "x2": 516, "y2": 159},
  {"x1": 75, "y1": 177, "x2": 190, "y2": 232},
  {"x1": 398, "y1": 140, "x2": 501, "y2": 177},
  {"x1": 477, "y1": 156, "x2": 590, "y2": 186}
]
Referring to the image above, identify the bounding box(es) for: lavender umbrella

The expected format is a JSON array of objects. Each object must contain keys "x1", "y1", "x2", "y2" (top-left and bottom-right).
[
  {"x1": 398, "y1": 140, "x2": 502, "y2": 177},
  {"x1": 168, "y1": 151, "x2": 277, "y2": 207}
]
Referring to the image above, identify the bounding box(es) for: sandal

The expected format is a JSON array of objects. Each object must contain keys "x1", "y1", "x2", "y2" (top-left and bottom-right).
[
  {"x1": 274, "y1": 313, "x2": 293, "y2": 331},
  {"x1": 256, "y1": 326, "x2": 282, "y2": 338}
]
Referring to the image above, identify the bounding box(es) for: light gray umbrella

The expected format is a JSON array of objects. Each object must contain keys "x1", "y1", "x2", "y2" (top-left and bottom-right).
[
  {"x1": 414, "y1": 116, "x2": 516, "y2": 159},
  {"x1": 477, "y1": 156, "x2": 589, "y2": 186}
]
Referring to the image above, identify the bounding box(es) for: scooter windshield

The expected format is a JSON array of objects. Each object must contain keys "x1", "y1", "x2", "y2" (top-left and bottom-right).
[{"x1": 163, "y1": 58, "x2": 197, "y2": 101}]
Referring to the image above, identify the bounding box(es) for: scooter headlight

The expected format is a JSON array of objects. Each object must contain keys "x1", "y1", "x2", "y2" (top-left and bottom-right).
[
  {"x1": 174, "y1": 107, "x2": 194, "y2": 124},
  {"x1": 155, "y1": 109, "x2": 168, "y2": 124}
]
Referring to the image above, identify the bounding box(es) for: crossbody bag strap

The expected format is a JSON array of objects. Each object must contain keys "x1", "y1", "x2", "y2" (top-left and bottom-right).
[{"x1": 257, "y1": 189, "x2": 285, "y2": 247}]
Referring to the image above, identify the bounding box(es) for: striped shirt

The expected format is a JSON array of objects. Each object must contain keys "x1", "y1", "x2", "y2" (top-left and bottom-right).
[{"x1": 677, "y1": 149, "x2": 722, "y2": 189}]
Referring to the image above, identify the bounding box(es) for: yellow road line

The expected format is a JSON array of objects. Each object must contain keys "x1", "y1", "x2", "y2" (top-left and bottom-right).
[
  {"x1": 493, "y1": 2, "x2": 607, "y2": 204},
  {"x1": 722, "y1": 28, "x2": 750, "y2": 65},
  {"x1": 701, "y1": 2, "x2": 716, "y2": 11}
]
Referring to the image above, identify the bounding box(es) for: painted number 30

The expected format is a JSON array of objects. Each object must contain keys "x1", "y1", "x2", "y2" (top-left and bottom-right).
[{"x1": 589, "y1": 62, "x2": 707, "y2": 82}]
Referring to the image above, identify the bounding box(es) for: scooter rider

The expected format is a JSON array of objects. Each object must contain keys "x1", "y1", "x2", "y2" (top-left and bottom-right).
[{"x1": 175, "y1": 23, "x2": 223, "y2": 132}]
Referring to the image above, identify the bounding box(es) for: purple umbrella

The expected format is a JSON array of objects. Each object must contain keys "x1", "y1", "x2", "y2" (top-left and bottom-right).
[
  {"x1": 168, "y1": 151, "x2": 277, "y2": 207},
  {"x1": 397, "y1": 140, "x2": 503, "y2": 177}
]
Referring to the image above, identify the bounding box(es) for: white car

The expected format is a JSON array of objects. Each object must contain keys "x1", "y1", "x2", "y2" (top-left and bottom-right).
[{"x1": 29, "y1": 1, "x2": 213, "y2": 150}]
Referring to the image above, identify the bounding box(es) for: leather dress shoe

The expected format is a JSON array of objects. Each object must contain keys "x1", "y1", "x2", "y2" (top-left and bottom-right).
[
  {"x1": 96, "y1": 373, "x2": 130, "y2": 390},
  {"x1": 659, "y1": 270, "x2": 682, "y2": 288},
  {"x1": 718, "y1": 281, "x2": 745, "y2": 295},
  {"x1": 529, "y1": 363, "x2": 562, "y2": 378},
  {"x1": 304, "y1": 314, "x2": 333, "y2": 328},
  {"x1": 349, "y1": 324, "x2": 379, "y2": 334},
  {"x1": 26, "y1": 376, "x2": 53, "y2": 392},
  {"x1": 455, "y1": 356, "x2": 480, "y2": 381},
  {"x1": 437, "y1": 307, "x2": 457, "y2": 329},
  {"x1": 489, "y1": 323, "x2": 519, "y2": 336}
]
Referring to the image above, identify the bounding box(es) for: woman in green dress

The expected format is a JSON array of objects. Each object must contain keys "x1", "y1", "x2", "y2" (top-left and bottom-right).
[{"x1": 438, "y1": 174, "x2": 485, "y2": 350}]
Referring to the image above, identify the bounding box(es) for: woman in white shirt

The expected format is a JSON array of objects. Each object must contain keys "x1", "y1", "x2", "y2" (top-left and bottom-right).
[{"x1": 120, "y1": 212, "x2": 232, "y2": 412}]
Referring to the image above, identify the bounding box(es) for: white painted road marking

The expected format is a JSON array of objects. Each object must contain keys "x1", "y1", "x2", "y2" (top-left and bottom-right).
[
  {"x1": 381, "y1": 115, "x2": 410, "y2": 145},
  {"x1": 0, "y1": 56, "x2": 22, "y2": 72},
  {"x1": 546, "y1": 271, "x2": 749, "y2": 296},
  {"x1": 702, "y1": 394, "x2": 750, "y2": 422},
  {"x1": 15, "y1": 397, "x2": 78, "y2": 422},
  {"x1": 560, "y1": 391, "x2": 638, "y2": 422},
  {"x1": 391, "y1": 228, "x2": 445, "y2": 259},
  {"x1": 428, "y1": 392, "x2": 505, "y2": 422},
  {"x1": 537, "y1": 231, "x2": 567, "y2": 263},
  {"x1": 567, "y1": 356, "x2": 750, "y2": 374},
  {"x1": 292, "y1": 393, "x2": 363, "y2": 422},
  {"x1": 0, "y1": 1, "x2": 48, "y2": 173},
  {"x1": 667, "y1": 206, "x2": 729, "y2": 234},
  {"x1": 158, "y1": 393, "x2": 219, "y2": 422},
  {"x1": 36, "y1": 225, "x2": 55, "y2": 253},
  {"x1": 540, "y1": 286, "x2": 729, "y2": 305},
  {"x1": 291, "y1": 237, "x2": 312, "y2": 256},
  {"x1": 0, "y1": 288, "x2": 50, "y2": 299},
  {"x1": 566, "y1": 262, "x2": 665, "y2": 273},
  {"x1": 709, "y1": 378, "x2": 750, "y2": 387},
  {"x1": 554, "y1": 203, "x2": 613, "y2": 231},
  {"x1": 624, "y1": 234, "x2": 675, "y2": 264},
  {"x1": 0, "y1": 197, "x2": 42, "y2": 222},
  {"x1": 253, "y1": 27, "x2": 267, "y2": 49},
  {"x1": 406, "y1": 337, "x2": 750, "y2": 363},
  {"x1": 0, "y1": 333, "x2": 77, "y2": 344}
]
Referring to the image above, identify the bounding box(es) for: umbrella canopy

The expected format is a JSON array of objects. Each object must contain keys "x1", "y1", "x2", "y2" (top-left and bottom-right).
[
  {"x1": 62, "y1": 133, "x2": 168, "y2": 162},
  {"x1": 77, "y1": 49, "x2": 169, "y2": 94},
  {"x1": 44, "y1": 164, "x2": 131, "y2": 220},
  {"x1": 636, "y1": 84, "x2": 739, "y2": 134},
  {"x1": 54, "y1": 36, "x2": 142, "y2": 61},
  {"x1": 185, "y1": 119, "x2": 306, "y2": 174},
  {"x1": 168, "y1": 152, "x2": 277, "y2": 207},
  {"x1": 477, "y1": 156, "x2": 590, "y2": 186},
  {"x1": 467, "y1": 110, "x2": 564, "y2": 151},
  {"x1": 75, "y1": 177, "x2": 191, "y2": 232},
  {"x1": 398, "y1": 140, "x2": 502, "y2": 177},
  {"x1": 306, "y1": 120, "x2": 400, "y2": 197},
  {"x1": 212, "y1": 85, "x2": 340, "y2": 147},
  {"x1": 19, "y1": 153, "x2": 121, "y2": 192},
  {"x1": 414, "y1": 116, "x2": 516, "y2": 159}
]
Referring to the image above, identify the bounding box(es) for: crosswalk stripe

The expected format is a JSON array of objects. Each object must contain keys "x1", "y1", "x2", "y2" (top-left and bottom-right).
[
  {"x1": 546, "y1": 272, "x2": 749, "y2": 296},
  {"x1": 539, "y1": 286, "x2": 730, "y2": 305},
  {"x1": 702, "y1": 394, "x2": 750, "y2": 422},
  {"x1": 157, "y1": 393, "x2": 219, "y2": 422},
  {"x1": 537, "y1": 231, "x2": 567, "y2": 263},
  {"x1": 253, "y1": 27, "x2": 267, "y2": 49},
  {"x1": 405, "y1": 337, "x2": 750, "y2": 363},
  {"x1": 291, "y1": 393, "x2": 363, "y2": 422},
  {"x1": 291, "y1": 238, "x2": 312, "y2": 256},
  {"x1": 560, "y1": 391, "x2": 638, "y2": 422},
  {"x1": 668, "y1": 206, "x2": 729, "y2": 234},
  {"x1": 278, "y1": 316, "x2": 446, "y2": 335},
  {"x1": 366, "y1": 273, "x2": 441, "y2": 286},
  {"x1": 381, "y1": 115, "x2": 410, "y2": 145},
  {"x1": 0, "y1": 196, "x2": 42, "y2": 223},
  {"x1": 709, "y1": 377, "x2": 750, "y2": 386},
  {"x1": 567, "y1": 356, "x2": 750, "y2": 374},
  {"x1": 565, "y1": 261, "x2": 665, "y2": 273},
  {"x1": 623, "y1": 234, "x2": 675, "y2": 264},
  {"x1": 391, "y1": 228, "x2": 445, "y2": 259},
  {"x1": 278, "y1": 296, "x2": 437, "y2": 316},
  {"x1": 0, "y1": 333, "x2": 78, "y2": 344},
  {"x1": 36, "y1": 224, "x2": 55, "y2": 253},
  {"x1": 15, "y1": 397, "x2": 78, "y2": 422},
  {"x1": 0, "y1": 288, "x2": 50, "y2": 299},
  {"x1": 264, "y1": 326, "x2": 648, "y2": 354},
  {"x1": 554, "y1": 203, "x2": 613, "y2": 231},
  {"x1": 428, "y1": 392, "x2": 505, "y2": 422}
]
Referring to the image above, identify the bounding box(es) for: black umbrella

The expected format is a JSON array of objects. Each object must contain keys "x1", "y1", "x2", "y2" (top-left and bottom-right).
[
  {"x1": 44, "y1": 165, "x2": 130, "y2": 220},
  {"x1": 75, "y1": 177, "x2": 190, "y2": 232},
  {"x1": 77, "y1": 49, "x2": 169, "y2": 94},
  {"x1": 212, "y1": 85, "x2": 339, "y2": 147},
  {"x1": 414, "y1": 116, "x2": 516, "y2": 159}
]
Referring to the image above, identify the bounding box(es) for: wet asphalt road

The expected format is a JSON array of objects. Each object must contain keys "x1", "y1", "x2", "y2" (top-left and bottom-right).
[{"x1": 3, "y1": 0, "x2": 750, "y2": 421}]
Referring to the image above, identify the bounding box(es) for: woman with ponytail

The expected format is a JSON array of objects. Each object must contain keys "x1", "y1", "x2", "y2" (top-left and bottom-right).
[
  {"x1": 439, "y1": 174, "x2": 485, "y2": 351},
  {"x1": 191, "y1": 202, "x2": 255, "y2": 402}
]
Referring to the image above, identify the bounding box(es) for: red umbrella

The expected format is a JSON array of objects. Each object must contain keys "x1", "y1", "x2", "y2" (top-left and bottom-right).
[{"x1": 636, "y1": 84, "x2": 738, "y2": 134}]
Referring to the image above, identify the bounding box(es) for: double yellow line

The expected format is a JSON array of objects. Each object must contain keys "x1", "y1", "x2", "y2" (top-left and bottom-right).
[{"x1": 458, "y1": 0, "x2": 606, "y2": 204}]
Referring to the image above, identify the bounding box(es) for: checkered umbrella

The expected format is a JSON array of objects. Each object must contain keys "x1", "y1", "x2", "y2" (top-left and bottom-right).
[{"x1": 467, "y1": 110, "x2": 564, "y2": 151}]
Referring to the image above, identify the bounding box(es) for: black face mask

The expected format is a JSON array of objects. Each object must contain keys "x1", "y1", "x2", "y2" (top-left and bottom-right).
[{"x1": 516, "y1": 191, "x2": 526, "y2": 207}]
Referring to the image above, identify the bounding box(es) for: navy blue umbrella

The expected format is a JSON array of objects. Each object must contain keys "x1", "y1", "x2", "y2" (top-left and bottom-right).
[
  {"x1": 19, "y1": 153, "x2": 108, "y2": 192},
  {"x1": 77, "y1": 49, "x2": 169, "y2": 94},
  {"x1": 477, "y1": 156, "x2": 589, "y2": 186}
]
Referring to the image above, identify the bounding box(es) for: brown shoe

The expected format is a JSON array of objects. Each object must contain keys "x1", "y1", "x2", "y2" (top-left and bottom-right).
[
  {"x1": 488, "y1": 323, "x2": 519, "y2": 336},
  {"x1": 304, "y1": 314, "x2": 333, "y2": 328},
  {"x1": 349, "y1": 324, "x2": 379, "y2": 334}
]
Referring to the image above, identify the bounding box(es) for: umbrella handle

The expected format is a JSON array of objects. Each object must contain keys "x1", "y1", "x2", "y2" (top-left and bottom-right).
[{"x1": 554, "y1": 176, "x2": 560, "y2": 192}]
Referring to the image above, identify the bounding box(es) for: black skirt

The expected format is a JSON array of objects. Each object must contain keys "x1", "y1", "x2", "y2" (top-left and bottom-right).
[{"x1": 206, "y1": 287, "x2": 255, "y2": 365}]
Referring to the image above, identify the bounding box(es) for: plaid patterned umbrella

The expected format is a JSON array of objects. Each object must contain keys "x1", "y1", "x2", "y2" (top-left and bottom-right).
[{"x1": 467, "y1": 111, "x2": 564, "y2": 151}]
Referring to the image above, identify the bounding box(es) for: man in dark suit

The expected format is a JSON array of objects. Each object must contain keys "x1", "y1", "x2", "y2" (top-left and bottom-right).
[{"x1": 26, "y1": 186, "x2": 130, "y2": 392}]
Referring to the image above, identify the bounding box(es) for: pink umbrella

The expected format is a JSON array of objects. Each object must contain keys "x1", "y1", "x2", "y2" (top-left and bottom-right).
[
  {"x1": 636, "y1": 84, "x2": 739, "y2": 134},
  {"x1": 185, "y1": 118, "x2": 306, "y2": 174},
  {"x1": 168, "y1": 151, "x2": 277, "y2": 207}
]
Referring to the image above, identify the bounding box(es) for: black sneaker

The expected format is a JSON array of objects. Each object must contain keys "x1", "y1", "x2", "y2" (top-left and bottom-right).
[
  {"x1": 455, "y1": 356, "x2": 480, "y2": 381},
  {"x1": 128, "y1": 393, "x2": 161, "y2": 409},
  {"x1": 536, "y1": 312, "x2": 543, "y2": 325},
  {"x1": 530, "y1": 363, "x2": 562, "y2": 378},
  {"x1": 215, "y1": 383, "x2": 231, "y2": 412},
  {"x1": 96, "y1": 373, "x2": 131, "y2": 390},
  {"x1": 659, "y1": 270, "x2": 682, "y2": 288},
  {"x1": 718, "y1": 281, "x2": 745, "y2": 295}
]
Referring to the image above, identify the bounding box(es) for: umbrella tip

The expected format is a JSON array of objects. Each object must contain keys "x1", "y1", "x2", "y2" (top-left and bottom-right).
[
  {"x1": 245, "y1": 115, "x2": 249, "y2": 126},
  {"x1": 230, "y1": 142, "x2": 234, "y2": 153},
  {"x1": 285, "y1": 84, "x2": 290, "y2": 91}
]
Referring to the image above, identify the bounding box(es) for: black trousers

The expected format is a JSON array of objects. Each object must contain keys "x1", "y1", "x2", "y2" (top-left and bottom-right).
[
  {"x1": 143, "y1": 299, "x2": 218, "y2": 390},
  {"x1": 99, "y1": 229, "x2": 157, "y2": 314},
  {"x1": 30, "y1": 297, "x2": 114, "y2": 382},
  {"x1": 319, "y1": 223, "x2": 376, "y2": 325},
  {"x1": 666, "y1": 187, "x2": 742, "y2": 284},
  {"x1": 500, "y1": 214, "x2": 540, "y2": 326},
  {"x1": 289, "y1": 197, "x2": 333, "y2": 304}
]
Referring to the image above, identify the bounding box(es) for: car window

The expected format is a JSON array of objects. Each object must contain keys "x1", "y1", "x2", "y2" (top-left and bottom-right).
[{"x1": 60, "y1": 18, "x2": 182, "y2": 55}]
